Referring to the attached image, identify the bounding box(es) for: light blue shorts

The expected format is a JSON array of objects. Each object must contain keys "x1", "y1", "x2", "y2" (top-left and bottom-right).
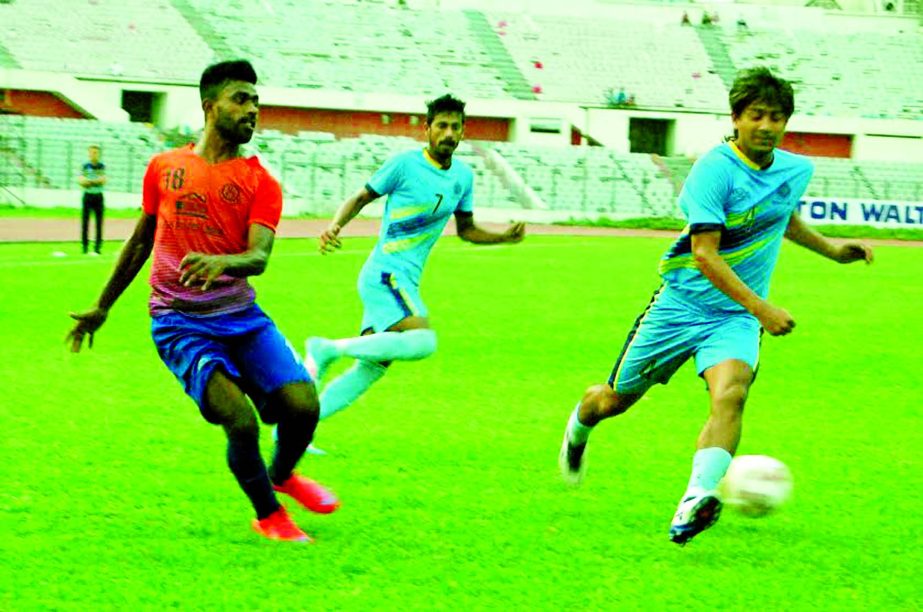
[
  {"x1": 357, "y1": 266, "x2": 427, "y2": 333},
  {"x1": 608, "y1": 285, "x2": 761, "y2": 394}
]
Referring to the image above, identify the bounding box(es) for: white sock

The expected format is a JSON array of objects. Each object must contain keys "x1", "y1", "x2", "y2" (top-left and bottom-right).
[
  {"x1": 332, "y1": 329, "x2": 437, "y2": 362},
  {"x1": 319, "y1": 360, "x2": 388, "y2": 419},
  {"x1": 685, "y1": 447, "x2": 733, "y2": 495},
  {"x1": 567, "y1": 403, "x2": 593, "y2": 446}
]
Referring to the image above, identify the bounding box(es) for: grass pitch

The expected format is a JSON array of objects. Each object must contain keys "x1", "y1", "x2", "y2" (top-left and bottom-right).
[{"x1": 0, "y1": 235, "x2": 919, "y2": 610}]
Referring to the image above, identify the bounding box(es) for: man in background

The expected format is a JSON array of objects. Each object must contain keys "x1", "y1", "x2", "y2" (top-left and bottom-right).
[{"x1": 78, "y1": 144, "x2": 106, "y2": 255}]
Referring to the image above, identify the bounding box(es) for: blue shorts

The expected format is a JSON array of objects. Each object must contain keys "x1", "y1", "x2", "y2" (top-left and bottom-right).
[
  {"x1": 609, "y1": 285, "x2": 761, "y2": 394},
  {"x1": 151, "y1": 304, "x2": 310, "y2": 420},
  {"x1": 358, "y1": 266, "x2": 427, "y2": 333}
]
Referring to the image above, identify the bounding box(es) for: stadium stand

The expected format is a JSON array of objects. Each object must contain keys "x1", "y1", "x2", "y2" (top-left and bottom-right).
[
  {"x1": 714, "y1": 27, "x2": 923, "y2": 120},
  {"x1": 806, "y1": 157, "x2": 923, "y2": 201},
  {"x1": 0, "y1": 115, "x2": 162, "y2": 191},
  {"x1": 177, "y1": 0, "x2": 535, "y2": 100},
  {"x1": 252, "y1": 131, "x2": 521, "y2": 209},
  {"x1": 0, "y1": 2, "x2": 919, "y2": 217},
  {"x1": 2, "y1": 113, "x2": 917, "y2": 212},
  {"x1": 489, "y1": 13, "x2": 728, "y2": 111},
  {"x1": 1, "y1": 1, "x2": 919, "y2": 120},
  {"x1": 0, "y1": 0, "x2": 214, "y2": 81},
  {"x1": 488, "y1": 142, "x2": 679, "y2": 216}
]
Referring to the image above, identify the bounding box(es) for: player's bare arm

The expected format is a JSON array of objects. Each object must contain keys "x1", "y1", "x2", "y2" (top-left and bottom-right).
[
  {"x1": 320, "y1": 186, "x2": 380, "y2": 254},
  {"x1": 67, "y1": 212, "x2": 157, "y2": 352},
  {"x1": 179, "y1": 223, "x2": 275, "y2": 290},
  {"x1": 454, "y1": 211, "x2": 525, "y2": 244},
  {"x1": 784, "y1": 213, "x2": 873, "y2": 264},
  {"x1": 691, "y1": 230, "x2": 795, "y2": 336}
]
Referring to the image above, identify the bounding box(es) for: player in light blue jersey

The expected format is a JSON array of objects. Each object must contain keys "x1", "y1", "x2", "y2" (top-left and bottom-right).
[
  {"x1": 305, "y1": 94, "x2": 525, "y2": 431},
  {"x1": 558, "y1": 67, "x2": 874, "y2": 545}
]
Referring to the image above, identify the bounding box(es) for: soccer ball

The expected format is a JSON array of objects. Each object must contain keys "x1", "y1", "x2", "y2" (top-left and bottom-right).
[{"x1": 721, "y1": 455, "x2": 793, "y2": 517}]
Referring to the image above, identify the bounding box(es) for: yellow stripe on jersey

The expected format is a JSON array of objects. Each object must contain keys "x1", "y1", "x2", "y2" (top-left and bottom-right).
[
  {"x1": 387, "y1": 274, "x2": 420, "y2": 315},
  {"x1": 382, "y1": 229, "x2": 440, "y2": 254},
  {"x1": 658, "y1": 231, "x2": 781, "y2": 274},
  {"x1": 422, "y1": 148, "x2": 446, "y2": 170},
  {"x1": 725, "y1": 199, "x2": 772, "y2": 228},
  {"x1": 728, "y1": 141, "x2": 762, "y2": 171},
  {"x1": 389, "y1": 204, "x2": 432, "y2": 220}
]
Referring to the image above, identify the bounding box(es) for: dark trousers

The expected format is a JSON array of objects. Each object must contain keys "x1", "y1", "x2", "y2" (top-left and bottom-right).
[{"x1": 81, "y1": 192, "x2": 104, "y2": 253}]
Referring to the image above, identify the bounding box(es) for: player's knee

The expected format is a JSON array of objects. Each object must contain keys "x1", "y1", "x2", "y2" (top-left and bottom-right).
[
  {"x1": 712, "y1": 381, "x2": 749, "y2": 415},
  {"x1": 405, "y1": 328, "x2": 437, "y2": 359},
  {"x1": 222, "y1": 408, "x2": 260, "y2": 439},
  {"x1": 584, "y1": 384, "x2": 627, "y2": 418},
  {"x1": 279, "y1": 384, "x2": 320, "y2": 423}
]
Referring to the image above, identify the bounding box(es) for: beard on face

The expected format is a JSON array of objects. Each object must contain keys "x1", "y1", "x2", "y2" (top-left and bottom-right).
[{"x1": 215, "y1": 111, "x2": 254, "y2": 145}]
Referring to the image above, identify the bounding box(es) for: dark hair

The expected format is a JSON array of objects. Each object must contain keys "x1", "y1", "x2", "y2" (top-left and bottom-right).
[
  {"x1": 426, "y1": 94, "x2": 466, "y2": 124},
  {"x1": 729, "y1": 67, "x2": 794, "y2": 119},
  {"x1": 199, "y1": 60, "x2": 258, "y2": 102}
]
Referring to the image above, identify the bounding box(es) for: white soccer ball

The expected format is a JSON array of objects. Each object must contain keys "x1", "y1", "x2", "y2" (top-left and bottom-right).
[{"x1": 721, "y1": 454, "x2": 793, "y2": 517}]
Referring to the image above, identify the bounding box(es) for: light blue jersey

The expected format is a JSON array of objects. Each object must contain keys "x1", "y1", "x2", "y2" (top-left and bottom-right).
[
  {"x1": 365, "y1": 148, "x2": 474, "y2": 283},
  {"x1": 659, "y1": 142, "x2": 813, "y2": 313},
  {"x1": 355, "y1": 148, "x2": 474, "y2": 332}
]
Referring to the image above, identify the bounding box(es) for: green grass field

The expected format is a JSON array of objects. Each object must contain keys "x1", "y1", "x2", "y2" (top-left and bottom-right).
[{"x1": 1, "y1": 235, "x2": 920, "y2": 610}]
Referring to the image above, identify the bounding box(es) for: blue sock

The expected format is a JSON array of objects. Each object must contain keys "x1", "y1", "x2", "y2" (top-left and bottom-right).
[
  {"x1": 566, "y1": 403, "x2": 593, "y2": 446},
  {"x1": 686, "y1": 447, "x2": 733, "y2": 495},
  {"x1": 320, "y1": 360, "x2": 388, "y2": 419}
]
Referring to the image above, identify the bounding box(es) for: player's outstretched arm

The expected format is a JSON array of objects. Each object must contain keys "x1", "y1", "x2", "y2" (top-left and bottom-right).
[
  {"x1": 319, "y1": 186, "x2": 380, "y2": 254},
  {"x1": 179, "y1": 223, "x2": 275, "y2": 290},
  {"x1": 455, "y1": 211, "x2": 525, "y2": 245},
  {"x1": 784, "y1": 213, "x2": 873, "y2": 264},
  {"x1": 692, "y1": 229, "x2": 795, "y2": 336},
  {"x1": 67, "y1": 212, "x2": 156, "y2": 352}
]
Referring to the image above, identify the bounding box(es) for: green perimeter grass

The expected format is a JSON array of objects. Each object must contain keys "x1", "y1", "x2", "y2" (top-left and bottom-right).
[{"x1": 0, "y1": 236, "x2": 920, "y2": 610}]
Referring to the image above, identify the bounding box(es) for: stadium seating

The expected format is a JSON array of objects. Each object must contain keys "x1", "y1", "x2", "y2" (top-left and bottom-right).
[
  {"x1": 487, "y1": 142, "x2": 679, "y2": 216},
  {"x1": 255, "y1": 132, "x2": 680, "y2": 216},
  {"x1": 0, "y1": 0, "x2": 214, "y2": 81},
  {"x1": 178, "y1": 0, "x2": 532, "y2": 100},
  {"x1": 0, "y1": 115, "x2": 162, "y2": 190},
  {"x1": 807, "y1": 157, "x2": 923, "y2": 201},
  {"x1": 489, "y1": 13, "x2": 728, "y2": 111},
  {"x1": 254, "y1": 132, "x2": 522, "y2": 209},
  {"x1": 715, "y1": 26, "x2": 923, "y2": 120},
  {"x1": 1, "y1": 2, "x2": 919, "y2": 121},
  {"x1": 2, "y1": 112, "x2": 916, "y2": 210}
]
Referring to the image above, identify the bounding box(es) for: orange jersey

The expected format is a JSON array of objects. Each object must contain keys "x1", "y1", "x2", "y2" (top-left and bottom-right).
[{"x1": 142, "y1": 145, "x2": 282, "y2": 315}]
